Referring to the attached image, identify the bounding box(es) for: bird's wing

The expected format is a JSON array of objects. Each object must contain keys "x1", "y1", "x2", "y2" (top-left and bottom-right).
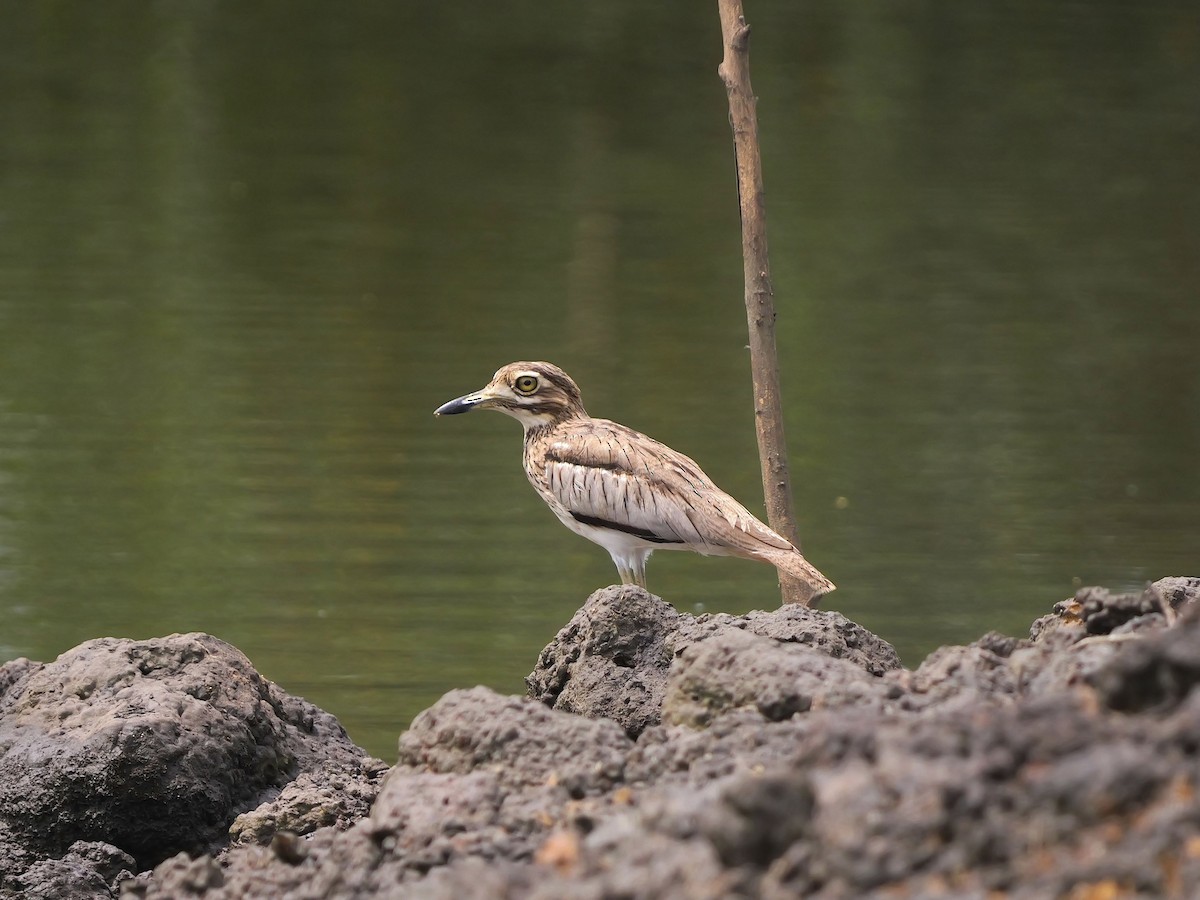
[{"x1": 541, "y1": 420, "x2": 795, "y2": 556}]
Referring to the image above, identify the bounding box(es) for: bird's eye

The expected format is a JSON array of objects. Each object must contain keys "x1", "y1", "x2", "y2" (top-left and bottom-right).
[{"x1": 514, "y1": 375, "x2": 539, "y2": 395}]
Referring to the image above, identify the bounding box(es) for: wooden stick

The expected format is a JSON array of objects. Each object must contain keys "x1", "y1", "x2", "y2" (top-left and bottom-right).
[{"x1": 717, "y1": 0, "x2": 808, "y2": 606}]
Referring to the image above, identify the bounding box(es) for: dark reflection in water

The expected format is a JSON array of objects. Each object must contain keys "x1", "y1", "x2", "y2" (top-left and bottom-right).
[{"x1": 0, "y1": 2, "x2": 1196, "y2": 758}]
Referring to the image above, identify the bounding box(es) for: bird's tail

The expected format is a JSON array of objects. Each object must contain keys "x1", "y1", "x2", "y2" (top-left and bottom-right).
[{"x1": 760, "y1": 549, "x2": 836, "y2": 606}]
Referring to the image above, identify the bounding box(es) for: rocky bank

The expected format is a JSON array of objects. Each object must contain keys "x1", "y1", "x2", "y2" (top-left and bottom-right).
[{"x1": 1, "y1": 577, "x2": 1198, "y2": 899}]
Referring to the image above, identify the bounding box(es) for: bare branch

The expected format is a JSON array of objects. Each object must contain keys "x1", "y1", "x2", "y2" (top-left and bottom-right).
[{"x1": 717, "y1": 0, "x2": 809, "y2": 606}]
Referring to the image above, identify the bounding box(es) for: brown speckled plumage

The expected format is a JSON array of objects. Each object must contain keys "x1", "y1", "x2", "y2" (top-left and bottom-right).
[{"x1": 435, "y1": 361, "x2": 834, "y2": 602}]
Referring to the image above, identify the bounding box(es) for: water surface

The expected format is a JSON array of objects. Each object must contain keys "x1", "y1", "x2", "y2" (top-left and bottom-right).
[{"x1": 1, "y1": 2, "x2": 1196, "y2": 758}]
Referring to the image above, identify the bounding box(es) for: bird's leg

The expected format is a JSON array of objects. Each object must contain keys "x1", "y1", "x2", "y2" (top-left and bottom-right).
[
  {"x1": 613, "y1": 554, "x2": 647, "y2": 587},
  {"x1": 614, "y1": 558, "x2": 635, "y2": 585},
  {"x1": 629, "y1": 552, "x2": 648, "y2": 589}
]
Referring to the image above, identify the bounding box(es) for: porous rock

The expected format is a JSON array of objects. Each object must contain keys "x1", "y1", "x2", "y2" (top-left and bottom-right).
[
  {"x1": 13, "y1": 841, "x2": 134, "y2": 900},
  {"x1": 367, "y1": 770, "x2": 507, "y2": 871},
  {"x1": 525, "y1": 585, "x2": 679, "y2": 737},
  {"x1": 1029, "y1": 576, "x2": 1198, "y2": 642},
  {"x1": 671, "y1": 602, "x2": 901, "y2": 677},
  {"x1": 16, "y1": 578, "x2": 1200, "y2": 899},
  {"x1": 1090, "y1": 610, "x2": 1200, "y2": 712},
  {"x1": 527, "y1": 585, "x2": 901, "y2": 736},
  {"x1": 228, "y1": 760, "x2": 388, "y2": 847},
  {"x1": 900, "y1": 577, "x2": 1200, "y2": 710},
  {"x1": 0, "y1": 632, "x2": 382, "y2": 897},
  {"x1": 397, "y1": 686, "x2": 632, "y2": 795},
  {"x1": 663, "y1": 628, "x2": 893, "y2": 727}
]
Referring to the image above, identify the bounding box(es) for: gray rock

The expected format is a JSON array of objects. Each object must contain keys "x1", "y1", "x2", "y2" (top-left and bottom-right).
[
  {"x1": 229, "y1": 760, "x2": 389, "y2": 847},
  {"x1": 904, "y1": 583, "x2": 1200, "y2": 711},
  {"x1": 0, "y1": 822, "x2": 39, "y2": 896},
  {"x1": 1012, "y1": 633, "x2": 1125, "y2": 698},
  {"x1": 663, "y1": 629, "x2": 893, "y2": 727},
  {"x1": 1090, "y1": 612, "x2": 1200, "y2": 712},
  {"x1": 405, "y1": 840, "x2": 736, "y2": 900},
  {"x1": 21, "y1": 579, "x2": 1200, "y2": 899},
  {"x1": 526, "y1": 585, "x2": 900, "y2": 737},
  {"x1": 672, "y1": 604, "x2": 902, "y2": 677},
  {"x1": 526, "y1": 585, "x2": 679, "y2": 738},
  {"x1": 634, "y1": 768, "x2": 814, "y2": 869},
  {"x1": 12, "y1": 841, "x2": 133, "y2": 900},
  {"x1": 0, "y1": 658, "x2": 38, "y2": 703},
  {"x1": 402, "y1": 857, "x2": 541, "y2": 900},
  {"x1": 0, "y1": 633, "x2": 378, "y2": 879},
  {"x1": 397, "y1": 686, "x2": 632, "y2": 796},
  {"x1": 890, "y1": 641, "x2": 1019, "y2": 712},
  {"x1": 568, "y1": 819, "x2": 739, "y2": 900},
  {"x1": 132, "y1": 688, "x2": 640, "y2": 900},
  {"x1": 367, "y1": 770, "x2": 506, "y2": 871},
  {"x1": 123, "y1": 851, "x2": 226, "y2": 897},
  {"x1": 1151, "y1": 575, "x2": 1200, "y2": 612},
  {"x1": 1030, "y1": 576, "x2": 1199, "y2": 642}
]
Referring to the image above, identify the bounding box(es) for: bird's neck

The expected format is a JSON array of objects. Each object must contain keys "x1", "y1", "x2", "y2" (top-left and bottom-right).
[{"x1": 521, "y1": 406, "x2": 587, "y2": 441}]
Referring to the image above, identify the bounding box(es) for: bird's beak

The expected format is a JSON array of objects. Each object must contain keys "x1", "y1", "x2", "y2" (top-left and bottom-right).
[{"x1": 434, "y1": 389, "x2": 494, "y2": 416}]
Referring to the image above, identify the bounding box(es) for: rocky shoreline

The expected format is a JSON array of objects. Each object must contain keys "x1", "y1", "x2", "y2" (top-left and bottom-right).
[{"x1": 1, "y1": 577, "x2": 1198, "y2": 899}]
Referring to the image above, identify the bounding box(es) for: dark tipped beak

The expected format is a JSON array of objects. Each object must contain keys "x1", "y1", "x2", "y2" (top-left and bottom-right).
[{"x1": 434, "y1": 392, "x2": 486, "y2": 416}]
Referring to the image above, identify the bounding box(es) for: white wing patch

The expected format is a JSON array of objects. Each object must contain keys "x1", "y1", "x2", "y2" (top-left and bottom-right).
[
  {"x1": 544, "y1": 460, "x2": 697, "y2": 545},
  {"x1": 539, "y1": 420, "x2": 795, "y2": 556}
]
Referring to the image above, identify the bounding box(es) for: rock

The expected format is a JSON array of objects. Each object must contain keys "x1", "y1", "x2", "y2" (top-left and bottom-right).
[
  {"x1": 12, "y1": 841, "x2": 134, "y2": 900},
  {"x1": 891, "y1": 625, "x2": 1127, "y2": 710},
  {"x1": 1028, "y1": 595, "x2": 1086, "y2": 641},
  {"x1": 397, "y1": 686, "x2": 632, "y2": 796},
  {"x1": 754, "y1": 690, "x2": 1195, "y2": 898},
  {"x1": 1090, "y1": 612, "x2": 1200, "y2": 712},
  {"x1": 367, "y1": 770, "x2": 507, "y2": 871},
  {"x1": 566, "y1": 819, "x2": 738, "y2": 900},
  {"x1": 893, "y1": 640, "x2": 1020, "y2": 711},
  {"x1": 672, "y1": 604, "x2": 902, "y2": 677},
  {"x1": 1012, "y1": 632, "x2": 1126, "y2": 697},
  {"x1": 633, "y1": 768, "x2": 814, "y2": 869},
  {"x1": 1151, "y1": 575, "x2": 1200, "y2": 612},
  {"x1": 132, "y1": 689, "x2": 640, "y2": 899},
  {"x1": 526, "y1": 585, "x2": 679, "y2": 738},
  {"x1": 229, "y1": 760, "x2": 389, "y2": 847},
  {"x1": 123, "y1": 852, "x2": 225, "y2": 897},
  {"x1": 527, "y1": 585, "x2": 900, "y2": 737},
  {"x1": 663, "y1": 628, "x2": 893, "y2": 727},
  {"x1": 1030, "y1": 577, "x2": 1198, "y2": 642},
  {"x1": 400, "y1": 857, "x2": 542, "y2": 900},
  {"x1": 0, "y1": 658, "x2": 38, "y2": 703},
  {"x1": 0, "y1": 633, "x2": 380, "y2": 890},
  {"x1": 1078, "y1": 585, "x2": 1169, "y2": 634},
  {"x1": 903, "y1": 580, "x2": 1199, "y2": 712},
  {"x1": 12, "y1": 579, "x2": 1200, "y2": 899}
]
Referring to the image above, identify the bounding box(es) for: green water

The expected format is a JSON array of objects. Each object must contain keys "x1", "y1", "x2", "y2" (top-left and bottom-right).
[{"x1": 1, "y1": 2, "x2": 1196, "y2": 760}]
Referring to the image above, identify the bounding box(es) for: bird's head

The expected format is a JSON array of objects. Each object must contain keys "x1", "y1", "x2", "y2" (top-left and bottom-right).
[{"x1": 434, "y1": 361, "x2": 587, "y2": 430}]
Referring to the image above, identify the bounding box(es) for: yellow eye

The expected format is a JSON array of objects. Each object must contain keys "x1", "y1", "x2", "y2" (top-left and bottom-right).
[{"x1": 514, "y1": 374, "x2": 539, "y2": 395}]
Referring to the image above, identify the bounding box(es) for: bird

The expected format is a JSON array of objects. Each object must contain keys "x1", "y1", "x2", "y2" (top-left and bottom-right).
[{"x1": 433, "y1": 361, "x2": 835, "y2": 603}]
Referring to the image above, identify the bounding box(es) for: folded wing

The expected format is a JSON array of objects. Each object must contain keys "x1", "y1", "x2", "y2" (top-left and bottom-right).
[{"x1": 542, "y1": 420, "x2": 796, "y2": 558}]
